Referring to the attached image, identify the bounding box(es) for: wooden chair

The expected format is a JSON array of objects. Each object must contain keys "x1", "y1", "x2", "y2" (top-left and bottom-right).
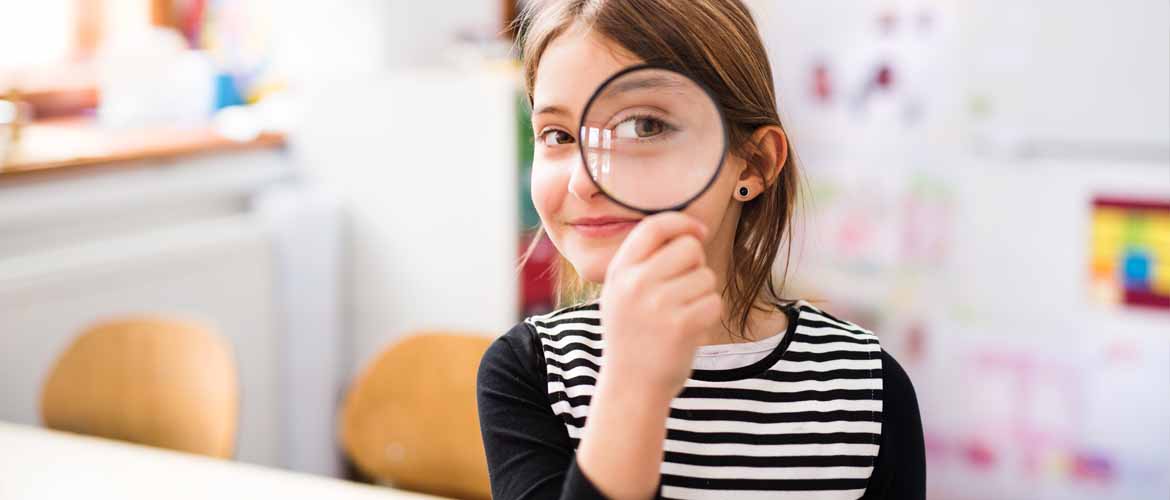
[
  {"x1": 340, "y1": 332, "x2": 494, "y2": 500},
  {"x1": 40, "y1": 316, "x2": 239, "y2": 458}
]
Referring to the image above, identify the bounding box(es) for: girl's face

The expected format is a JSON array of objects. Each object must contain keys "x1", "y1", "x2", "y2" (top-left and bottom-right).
[{"x1": 530, "y1": 28, "x2": 749, "y2": 284}]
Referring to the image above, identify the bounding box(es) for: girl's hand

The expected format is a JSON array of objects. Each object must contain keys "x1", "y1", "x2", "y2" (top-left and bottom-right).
[{"x1": 599, "y1": 211, "x2": 723, "y2": 400}]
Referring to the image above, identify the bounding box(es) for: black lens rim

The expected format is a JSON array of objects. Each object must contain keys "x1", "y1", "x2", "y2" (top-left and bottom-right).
[{"x1": 577, "y1": 63, "x2": 731, "y2": 215}]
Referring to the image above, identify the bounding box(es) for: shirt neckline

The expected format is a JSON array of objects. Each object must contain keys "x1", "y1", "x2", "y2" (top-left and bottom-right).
[
  {"x1": 687, "y1": 302, "x2": 800, "y2": 382},
  {"x1": 693, "y1": 331, "x2": 784, "y2": 357}
]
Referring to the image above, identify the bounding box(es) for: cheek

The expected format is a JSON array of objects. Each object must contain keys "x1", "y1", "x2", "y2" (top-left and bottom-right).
[
  {"x1": 530, "y1": 158, "x2": 568, "y2": 226},
  {"x1": 683, "y1": 158, "x2": 742, "y2": 231}
]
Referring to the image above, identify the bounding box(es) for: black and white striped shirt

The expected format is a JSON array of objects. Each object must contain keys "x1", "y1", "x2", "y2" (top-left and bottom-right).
[{"x1": 477, "y1": 300, "x2": 925, "y2": 499}]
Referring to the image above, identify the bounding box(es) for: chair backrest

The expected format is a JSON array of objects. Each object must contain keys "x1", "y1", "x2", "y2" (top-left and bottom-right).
[
  {"x1": 340, "y1": 332, "x2": 494, "y2": 500},
  {"x1": 40, "y1": 316, "x2": 239, "y2": 458}
]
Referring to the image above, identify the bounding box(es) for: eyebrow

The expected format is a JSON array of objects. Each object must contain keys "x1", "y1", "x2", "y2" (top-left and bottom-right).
[
  {"x1": 601, "y1": 75, "x2": 688, "y2": 98},
  {"x1": 531, "y1": 76, "x2": 687, "y2": 117},
  {"x1": 532, "y1": 104, "x2": 571, "y2": 116}
]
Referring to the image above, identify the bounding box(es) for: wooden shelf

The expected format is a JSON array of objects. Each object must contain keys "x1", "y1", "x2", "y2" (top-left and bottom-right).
[{"x1": 0, "y1": 117, "x2": 286, "y2": 179}]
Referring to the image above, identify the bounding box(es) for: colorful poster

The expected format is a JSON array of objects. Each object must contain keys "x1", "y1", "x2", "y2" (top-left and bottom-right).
[{"x1": 1089, "y1": 197, "x2": 1170, "y2": 311}]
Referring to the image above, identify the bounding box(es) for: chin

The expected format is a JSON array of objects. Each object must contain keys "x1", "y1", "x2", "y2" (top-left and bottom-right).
[{"x1": 562, "y1": 249, "x2": 613, "y2": 285}]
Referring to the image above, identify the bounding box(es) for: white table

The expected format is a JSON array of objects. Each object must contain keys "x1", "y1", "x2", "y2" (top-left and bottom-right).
[{"x1": 0, "y1": 422, "x2": 446, "y2": 500}]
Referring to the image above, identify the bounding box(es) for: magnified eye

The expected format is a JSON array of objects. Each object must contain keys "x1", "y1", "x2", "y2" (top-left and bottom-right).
[
  {"x1": 614, "y1": 116, "x2": 667, "y2": 139},
  {"x1": 540, "y1": 129, "x2": 575, "y2": 146}
]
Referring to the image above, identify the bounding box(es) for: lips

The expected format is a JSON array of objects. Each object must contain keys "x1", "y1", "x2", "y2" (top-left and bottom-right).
[{"x1": 567, "y1": 216, "x2": 640, "y2": 238}]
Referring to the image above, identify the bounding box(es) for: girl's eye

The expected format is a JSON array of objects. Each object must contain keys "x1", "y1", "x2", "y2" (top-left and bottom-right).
[
  {"x1": 614, "y1": 117, "x2": 666, "y2": 139},
  {"x1": 540, "y1": 129, "x2": 575, "y2": 146}
]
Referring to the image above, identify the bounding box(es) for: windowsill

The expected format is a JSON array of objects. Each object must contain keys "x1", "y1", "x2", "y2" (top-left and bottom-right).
[{"x1": 0, "y1": 117, "x2": 286, "y2": 179}]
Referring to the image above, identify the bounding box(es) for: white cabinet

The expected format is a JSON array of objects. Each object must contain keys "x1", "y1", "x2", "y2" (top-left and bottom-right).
[{"x1": 0, "y1": 151, "x2": 342, "y2": 475}]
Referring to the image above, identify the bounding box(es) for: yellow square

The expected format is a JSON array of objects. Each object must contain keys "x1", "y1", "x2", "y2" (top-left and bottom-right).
[{"x1": 1154, "y1": 265, "x2": 1170, "y2": 296}]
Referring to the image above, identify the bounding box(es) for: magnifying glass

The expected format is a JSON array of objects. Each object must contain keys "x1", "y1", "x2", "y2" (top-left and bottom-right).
[{"x1": 578, "y1": 64, "x2": 729, "y2": 214}]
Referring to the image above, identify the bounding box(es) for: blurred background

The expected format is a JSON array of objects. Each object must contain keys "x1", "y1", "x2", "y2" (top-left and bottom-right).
[{"x1": 0, "y1": 1, "x2": 1167, "y2": 499}]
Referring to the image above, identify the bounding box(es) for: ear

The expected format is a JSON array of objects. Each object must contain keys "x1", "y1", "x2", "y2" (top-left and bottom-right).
[{"x1": 735, "y1": 125, "x2": 789, "y2": 201}]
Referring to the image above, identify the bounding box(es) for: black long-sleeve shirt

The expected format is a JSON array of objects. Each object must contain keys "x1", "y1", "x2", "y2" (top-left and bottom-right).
[{"x1": 477, "y1": 301, "x2": 925, "y2": 499}]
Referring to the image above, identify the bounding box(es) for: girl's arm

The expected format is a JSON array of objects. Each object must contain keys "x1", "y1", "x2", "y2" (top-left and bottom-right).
[
  {"x1": 573, "y1": 367, "x2": 674, "y2": 499},
  {"x1": 479, "y1": 213, "x2": 717, "y2": 500},
  {"x1": 477, "y1": 324, "x2": 608, "y2": 499},
  {"x1": 476, "y1": 322, "x2": 675, "y2": 500},
  {"x1": 575, "y1": 213, "x2": 720, "y2": 499},
  {"x1": 861, "y1": 351, "x2": 926, "y2": 500}
]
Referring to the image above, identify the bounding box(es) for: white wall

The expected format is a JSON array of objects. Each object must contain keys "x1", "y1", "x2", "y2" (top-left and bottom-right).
[
  {"x1": 959, "y1": 0, "x2": 1170, "y2": 156},
  {"x1": 270, "y1": 0, "x2": 503, "y2": 87},
  {"x1": 292, "y1": 67, "x2": 520, "y2": 376}
]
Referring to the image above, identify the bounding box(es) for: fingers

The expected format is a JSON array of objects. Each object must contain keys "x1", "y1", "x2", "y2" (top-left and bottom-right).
[
  {"x1": 610, "y1": 212, "x2": 708, "y2": 270},
  {"x1": 638, "y1": 235, "x2": 706, "y2": 282},
  {"x1": 655, "y1": 266, "x2": 718, "y2": 307}
]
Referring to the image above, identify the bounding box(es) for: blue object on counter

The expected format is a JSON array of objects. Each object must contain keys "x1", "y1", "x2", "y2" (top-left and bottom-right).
[{"x1": 214, "y1": 72, "x2": 245, "y2": 110}]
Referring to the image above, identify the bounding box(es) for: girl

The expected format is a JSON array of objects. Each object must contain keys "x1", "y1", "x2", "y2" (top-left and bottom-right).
[{"x1": 477, "y1": 1, "x2": 925, "y2": 499}]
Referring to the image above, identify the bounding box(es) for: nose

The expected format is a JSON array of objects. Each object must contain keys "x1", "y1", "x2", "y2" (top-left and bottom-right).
[{"x1": 568, "y1": 153, "x2": 601, "y2": 202}]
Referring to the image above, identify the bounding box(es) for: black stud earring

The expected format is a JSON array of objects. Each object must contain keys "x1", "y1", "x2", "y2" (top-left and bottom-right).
[{"x1": 738, "y1": 186, "x2": 749, "y2": 197}]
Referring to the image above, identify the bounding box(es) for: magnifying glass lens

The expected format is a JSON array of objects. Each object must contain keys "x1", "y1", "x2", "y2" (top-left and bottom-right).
[{"x1": 578, "y1": 66, "x2": 727, "y2": 213}]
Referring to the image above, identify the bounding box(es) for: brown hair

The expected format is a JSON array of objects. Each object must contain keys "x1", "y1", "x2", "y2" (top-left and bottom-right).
[{"x1": 517, "y1": 0, "x2": 800, "y2": 337}]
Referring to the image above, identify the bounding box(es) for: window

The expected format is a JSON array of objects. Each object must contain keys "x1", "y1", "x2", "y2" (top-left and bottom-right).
[{"x1": 0, "y1": 0, "x2": 77, "y2": 70}]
